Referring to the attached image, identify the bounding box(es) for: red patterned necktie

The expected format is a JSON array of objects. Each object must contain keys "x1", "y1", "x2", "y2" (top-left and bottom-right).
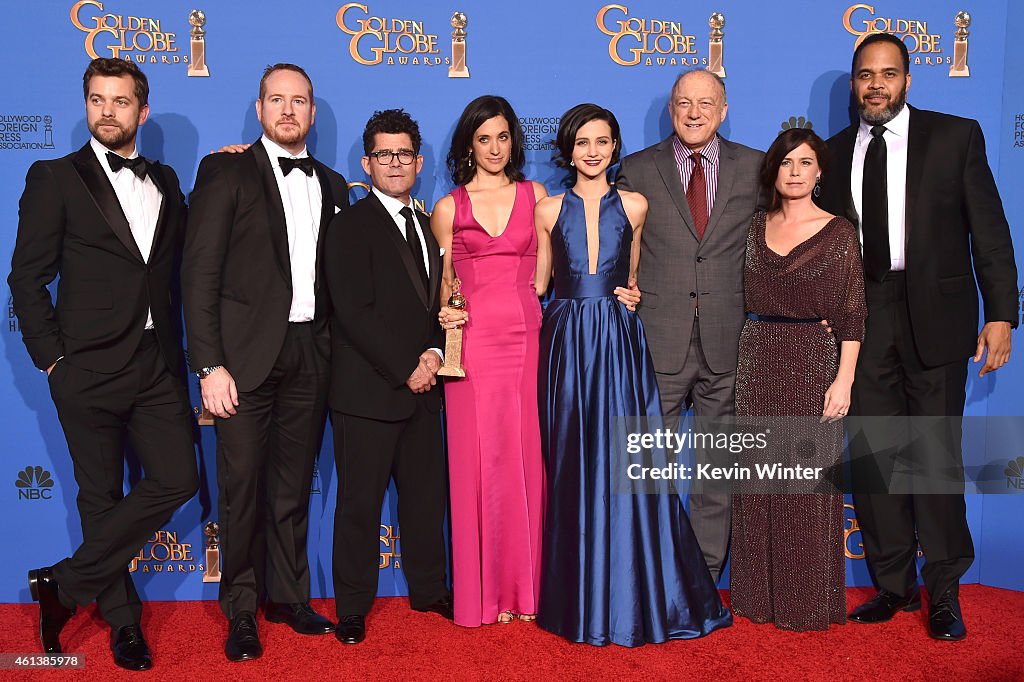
[{"x1": 686, "y1": 152, "x2": 708, "y2": 240}]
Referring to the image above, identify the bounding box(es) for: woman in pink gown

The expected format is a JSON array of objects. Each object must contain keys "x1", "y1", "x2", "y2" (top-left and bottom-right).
[{"x1": 431, "y1": 95, "x2": 548, "y2": 626}]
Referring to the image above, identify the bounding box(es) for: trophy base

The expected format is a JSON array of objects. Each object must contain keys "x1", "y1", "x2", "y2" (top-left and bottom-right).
[
  {"x1": 448, "y1": 68, "x2": 470, "y2": 78},
  {"x1": 188, "y1": 66, "x2": 210, "y2": 77},
  {"x1": 949, "y1": 67, "x2": 970, "y2": 77},
  {"x1": 437, "y1": 366, "x2": 466, "y2": 377}
]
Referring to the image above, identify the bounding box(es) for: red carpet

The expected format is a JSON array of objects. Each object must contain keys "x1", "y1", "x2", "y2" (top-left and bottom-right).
[{"x1": 0, "y1": 587, "x2": 1021, "y2": 680}]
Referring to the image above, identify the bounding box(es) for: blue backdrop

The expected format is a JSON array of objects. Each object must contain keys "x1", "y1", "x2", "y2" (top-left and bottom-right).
[{"x1": 1, "y1": 0, "x2": 1021, "y2": 602}]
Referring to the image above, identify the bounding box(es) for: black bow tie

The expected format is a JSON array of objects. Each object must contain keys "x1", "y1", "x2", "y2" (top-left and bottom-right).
[
  {"x1": 279, "y1": 156, "x2": 315, "y2": 177},
  {"x1": 106, "y1": 152, "x2": 149, "y2": 179}
]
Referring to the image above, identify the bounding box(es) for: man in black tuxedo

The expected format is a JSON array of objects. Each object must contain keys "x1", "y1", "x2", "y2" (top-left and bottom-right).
[
  {"x1": 327, "y1": 109, "x2": 452, "y2": 645},
  {"x1": 819, "y1": 33, "x2": 1018, "y2": 641},
  {"x1": 182, "y1": 64, "x2": 348, "y2": 661},
  {"x1": 8, "y1": 58, "x2": 198, "y2": 670}
]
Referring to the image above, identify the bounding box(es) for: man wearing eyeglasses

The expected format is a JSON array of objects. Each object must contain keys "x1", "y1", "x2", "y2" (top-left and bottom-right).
[
  {"x1": 182, "y1": 63, "x2": 349, "y2": 662},
  {"x1": 325, "y1": 109, "x2": 452, "y2": 645}
]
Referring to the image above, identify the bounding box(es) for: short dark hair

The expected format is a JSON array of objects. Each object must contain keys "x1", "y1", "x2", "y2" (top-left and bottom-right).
[
  {"x1": 852, "y1": 33, "x2": 910, "y2": 75},
  {"x1": 554, "y1": 103, "x2": 621, "y2": 185},
  {"x1": 446, "y1": 95, "x2": 526, "y2": 186},
  {"x1": 82, "y1": 58, "x2": 149, "y2": 107},
  {"x1": 259, "y1": 63, "x2": 314, "y2": 100},
  {"x1": 362, "y1": 108, "x2": 422, "y2": 155},
  {"x1": 760, "y1": 128, "x2": 829, "y2": 214}
]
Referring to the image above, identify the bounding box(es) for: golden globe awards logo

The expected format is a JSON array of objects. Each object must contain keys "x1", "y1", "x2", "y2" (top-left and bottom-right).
[
  {"x1": 336, "y1": 3, "x2": 451, "y2": 68},
  {"x1": 379, "y1": 524, "x2": 401, "y2": 569},
  {"x1": 842, "y1": 4, "x2": 951, "y2": 68},
  {"x1": 843, "y1": 503, "x2": 865, "y2": 559},
  {"x1": 596, "y1": 4, "x2": 703, "y2": 67},
  {"x1": 128, "y1": 529, "x2": 204, "y2": 575},
  {"x1": 70, "y1": 0, "x2": 190, "y2": 67}
]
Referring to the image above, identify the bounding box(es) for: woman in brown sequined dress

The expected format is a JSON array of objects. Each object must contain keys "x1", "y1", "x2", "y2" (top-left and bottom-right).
[{"x1": 730, "y1": 128, "x2": 866, "y2": 631}]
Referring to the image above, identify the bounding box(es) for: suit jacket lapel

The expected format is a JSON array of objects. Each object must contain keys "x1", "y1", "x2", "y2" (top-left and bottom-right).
[
  {"x1": 71, "y1": 144, "x2": 145, "y2": 262},
  {"x1": 419, "y1": 211, "x2": 440, "y2": 310},
  {"x1": 312, "y1": 160, "x2": 335, "y2": 293},
  {"x1": 904, "y1": 106, "x2": 927, "y2": 244},
  {"x1": 146, "y1": 161, "x2": 170, "y2": 260},
  {"x1": 833, "y1": 126, "x2": 858, "y2": 226},
  {"x1": 367, "y1": 192, "x2": 428, "y2": 307},
  {"x1": 653, "y1": 137, "x2": 698, "y2": 240},
  {"x1": 250, "y1": 140, "x2": 292, "y2": 284},
  {"x1": 703, "y1": 138, "x2": 735, "y2": 244}
]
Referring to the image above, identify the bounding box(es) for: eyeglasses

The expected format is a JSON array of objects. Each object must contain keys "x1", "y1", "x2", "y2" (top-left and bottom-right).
[{"x1": 368, "y1": 149, "x2": 417, "y2": 165}]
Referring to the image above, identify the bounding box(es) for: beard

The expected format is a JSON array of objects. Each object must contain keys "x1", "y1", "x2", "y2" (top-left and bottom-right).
[
  {"x1": 264, "y1": 118, "x2": 307, "y2": 148},
  {"x1": 89, "y1": 119, "x2": 136, "y2": 151},
  {"x1": 858, "y1": 85, "x2": 908, "y2": 125}
]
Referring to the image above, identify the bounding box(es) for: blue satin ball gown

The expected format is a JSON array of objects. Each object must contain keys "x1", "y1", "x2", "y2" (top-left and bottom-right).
[{"x1": 537, "y1": 187, "x2": 732, "y2": 646}]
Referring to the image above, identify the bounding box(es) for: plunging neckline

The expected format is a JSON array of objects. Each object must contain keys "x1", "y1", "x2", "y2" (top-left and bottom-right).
[
  {"x1": 466, "y1": 181, "x2": 518, "y2": 239},
  {"x1": 761, "y1": 214, "x2": 840, "y2": 259},
  {"x1": 568, "y1": 186, "x2": 617, "y2": 275}
]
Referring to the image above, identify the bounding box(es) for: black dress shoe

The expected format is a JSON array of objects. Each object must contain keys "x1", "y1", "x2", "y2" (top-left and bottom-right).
[
  {"x1": 335, "y1": 615, "x2": 365, "y2": 644},
  {"x1": 27, "y1": 567, "x2": 75, "y2": 654},
  {"x1": 848, "y1": 588, "x2": 922, "y2": 624},
  {"x1": 928, "y1": 591, "x2": 967, "y2": 641},
  {"x1": 225, "y1": 612, "x2": 263, "y2": 662},
  {"x1": 265, "y1": 602, "x2": 335, "y2": 635},
  {"x1": 412, "y1": 595, "x2": 454, "y2": 620},
  {"x1": 111, "y1": 624, "x2": 152, "y2": 671}
]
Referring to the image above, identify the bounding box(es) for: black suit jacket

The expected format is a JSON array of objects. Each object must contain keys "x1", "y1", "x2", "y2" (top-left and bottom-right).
[
  {"x1": 326, "y1": 191, "x2": 444, "y2": 421},
  {"x1": 819, "y1": 106, "x2": 1019, "y2": 367},
  {"x1": 182, "y1": 140, "x2": 349, "y2": 392},
  {"x1": 9, "y1": 143, "x2": 187, "y2": 374}
]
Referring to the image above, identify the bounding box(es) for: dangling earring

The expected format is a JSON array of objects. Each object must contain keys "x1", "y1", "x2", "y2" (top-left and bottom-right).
[
  {"x1": 813, "y1": 176, "x2": 822, "y2": 198},
  {"x1": 569, "y1": 160, "x2": 575, "y2": 167},
  {"x1": 467, "y1": 156, "x2": 474, "y2": 168}
]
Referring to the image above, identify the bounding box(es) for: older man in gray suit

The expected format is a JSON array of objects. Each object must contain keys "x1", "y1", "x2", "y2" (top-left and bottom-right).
[{"x1": 616, "y1": 69, "x2": 763, "y2": 581}]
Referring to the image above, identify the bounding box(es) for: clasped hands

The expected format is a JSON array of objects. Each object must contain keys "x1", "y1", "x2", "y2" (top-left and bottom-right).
[{"x1": 406, "y1": 351, "x2": 441, "y2": 394}]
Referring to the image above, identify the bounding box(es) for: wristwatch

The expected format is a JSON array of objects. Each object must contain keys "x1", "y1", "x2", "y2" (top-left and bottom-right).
[{"x1": 196, "y1": 365, "x2": 222, "y2": 379}]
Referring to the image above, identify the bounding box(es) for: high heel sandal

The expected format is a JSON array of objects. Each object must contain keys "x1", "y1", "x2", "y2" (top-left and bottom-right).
[
  {"x1": 517, "y1": 614, "x2": 536, "y2": 622},
  {"x1": 497, "y1": 610, "x2": 515, "y2": 624}
]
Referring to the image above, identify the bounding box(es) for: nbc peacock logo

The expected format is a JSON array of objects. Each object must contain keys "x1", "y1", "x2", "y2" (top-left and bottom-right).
[
  {"x1": 780, "y1": 116, "x2": 813, "y2": 135},
  {"x1": 1006, "y1": 456, "x2": 1024, "y2": 491},
  {"x1": 15, "y1": 466, "x2": 55, "y2": 500}
]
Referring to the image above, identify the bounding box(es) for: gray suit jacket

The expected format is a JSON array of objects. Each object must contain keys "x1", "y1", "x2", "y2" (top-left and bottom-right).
[{"x1": 616, "y1": 135, "x2": 763, "y2": 375}]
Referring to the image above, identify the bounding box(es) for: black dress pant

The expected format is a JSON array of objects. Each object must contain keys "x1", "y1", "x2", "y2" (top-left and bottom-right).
[
  {"x1": 332, "y1": 400, "x2": 449, "y2": 617},
  {"x1": 214, "y1": 322, "x2": 329, "y2": 618},
  {"x1": 50, "y1": 330, "x2": 199, "y2": 629},
  {"x1": 849, "y1": 272, "x2": 974, "y2": 601}
]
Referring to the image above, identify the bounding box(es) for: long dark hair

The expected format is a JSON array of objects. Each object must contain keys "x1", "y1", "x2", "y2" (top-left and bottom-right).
[
  {"x1": 553, "y1": 103, "x2": 621, "y2": 186},
  {"x1": 760, "y1": 128, "x2": 829, "y2": 214},
  {"x1": 445, "y1": 95, "x2": 526, "y2": 186}
]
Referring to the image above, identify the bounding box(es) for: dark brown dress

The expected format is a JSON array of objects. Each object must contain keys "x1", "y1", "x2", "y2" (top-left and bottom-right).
[{"x1": 730, "y1": 210, "x2": 866, "y2": 631}]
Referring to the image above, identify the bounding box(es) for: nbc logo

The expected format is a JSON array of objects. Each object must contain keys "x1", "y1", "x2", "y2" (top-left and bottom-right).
[
  {"x1": 15, "y1": 465, "x2": 54, "y2": 500},
  {"x1": 1006, "y1": 457, "x2": 1024, "y2": 490}
]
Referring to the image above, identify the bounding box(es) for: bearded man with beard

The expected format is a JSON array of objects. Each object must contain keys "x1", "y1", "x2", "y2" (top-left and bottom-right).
[
  {"x1": 9, "y1": 58, "x2": 199, "y2": 670},
  {"x1": 818, "y1": 32, "x2": 1018, "y2": 642},
  {"x1": 183, "y1": 63, "x2": 349, "y2": 661}
]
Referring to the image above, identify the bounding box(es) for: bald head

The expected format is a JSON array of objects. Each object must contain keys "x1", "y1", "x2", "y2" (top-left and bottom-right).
[
  {"x1": 671, "y1": 69, "x2": 726, "y2": 104},
  {"x1": 668, "y1": 69, "x2": 728, "y2": 151}
]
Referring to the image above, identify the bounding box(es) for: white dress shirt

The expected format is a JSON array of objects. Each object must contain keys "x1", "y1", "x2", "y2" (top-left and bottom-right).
[
  {"x1": 262, "y1": 135, "x2": 322, "y2": 322},
  {"x1": 851, "y1": 105, "x2": 910, "y2": 271},
  {"x1": 90, "y1": 136, "x2": 162, "y2": 329},
  {"x1": 371, "y1": 186, "x2": 442, "y2": 361}
]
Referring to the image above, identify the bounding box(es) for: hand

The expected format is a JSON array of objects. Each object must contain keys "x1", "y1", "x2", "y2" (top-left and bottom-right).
[
  {"x1": 420, "y1": 351, "x2": 441, "y2": 375},
  {"x1": 820, "y1": 319, "x2": 833, "y2": 334},
  {"x1": 438, "y1": 305, "x2": 469, "y2": 330},
  {"x1": 974, "y1": 321, "x2": 1012, "y2": 377},
  {"x1": 214, "y1": 143, "x2": 250, "y2": 154},
  {"x1": 821, "y1": 377, "x2": 852, "y2": 423},
  {"x1": 405, "y1": 356, "x2": 437, "y2": 393},
  {"x1": 615, "y1": 278, "x2": 641, "y2": 311},
  {"x1": 201, "y1": 367, "x2": 239, "y2": 418}
]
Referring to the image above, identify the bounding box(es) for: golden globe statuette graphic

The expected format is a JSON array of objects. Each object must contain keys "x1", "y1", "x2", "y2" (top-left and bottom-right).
[
  {"x1": 187, "y1": 9, "x2": 210, "y2": 77},
  {"x1": 707, "y1": 12, "x2": 726, "y2": 78},
  {"x1": 437, "y1": 280, "x2": 467, "y2": 377},
  {"x1": 949, "y1": 11, "x2": 971, "y2": 78},
  {"x1": 448, "y1": 11, "x2": 470, "y2": 78},
  {"x1": 203, "y1": 521, "x2": 221, "y2": 582}
]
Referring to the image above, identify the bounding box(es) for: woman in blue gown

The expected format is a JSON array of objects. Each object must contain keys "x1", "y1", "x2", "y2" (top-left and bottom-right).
[{"x1": 534, "y1": 103, "x2": 732, "y2": 646}]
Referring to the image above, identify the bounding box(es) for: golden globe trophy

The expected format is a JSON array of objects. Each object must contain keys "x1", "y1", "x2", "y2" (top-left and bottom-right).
[
  {"x1": 707, "y1": 12, "x2": 726, "y2": 78},
  {"x1": 187, "y1": 9, "x2": 210, "y2": 77},
  {"x1": 448, "y1": 11, "x2": 470, "y2": 78},
  {"x1": 437, "y1": 280, "x2": 467, "y2": 377},
  {"x1": 202, "y1": 521, "x2": 221, "y2": 582},
  {"x1": 949, "y1": 11, "x2": 971, "y2": 78}
]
